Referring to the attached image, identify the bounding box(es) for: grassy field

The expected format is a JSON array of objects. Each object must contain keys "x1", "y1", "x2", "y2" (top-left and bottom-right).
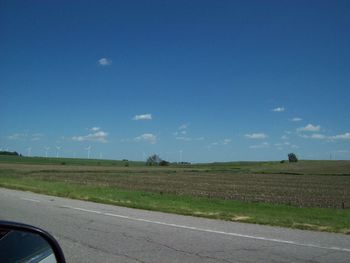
[{"x1": 0, "y1": 156, "x2": 349, "y2": 233}]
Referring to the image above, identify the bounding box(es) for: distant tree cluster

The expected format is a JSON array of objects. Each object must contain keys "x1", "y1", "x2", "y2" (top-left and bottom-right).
[
  {"x1": 0, "y1": 151, "x2": 21, "y2": 156},
  {"x1": 146, "y1": 154, "x2": 169, "y2": 166},
  {"x1": 288, "y1": 153, "x2": 298, "y2": 163}
]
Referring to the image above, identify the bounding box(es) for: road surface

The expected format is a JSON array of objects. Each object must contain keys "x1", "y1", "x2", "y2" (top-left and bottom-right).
[{"x1": 0, "y1": 188, "x2": 349, "y2": 263}]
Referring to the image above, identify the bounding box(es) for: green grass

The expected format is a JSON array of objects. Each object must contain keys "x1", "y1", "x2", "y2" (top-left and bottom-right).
[{"x1": 1, "y1": 156, "x2": 350, "y2": 234}]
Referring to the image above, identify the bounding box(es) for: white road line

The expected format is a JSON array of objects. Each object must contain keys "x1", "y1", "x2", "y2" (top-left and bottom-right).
[
  {"x1": 20, "y1": 198, "x2": 40, "y2": 203},
  {"x1": 61, "y1": 205, "x2": 350, "y2": 253}
]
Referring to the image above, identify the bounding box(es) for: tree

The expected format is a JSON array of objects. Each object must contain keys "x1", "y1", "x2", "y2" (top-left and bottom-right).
[
  {"x1": 146, "y1": 154, "x2": 162, "y2": 166},
  {"x1": 159, "y1": 160, "x2": 169, "y2": 166},
  {"x1": 288, "y1": 153, "x2": 298, "y2": 163}
]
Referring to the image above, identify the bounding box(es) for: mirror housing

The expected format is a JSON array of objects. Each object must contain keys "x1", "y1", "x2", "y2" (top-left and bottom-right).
[{"x1": 0, "y1": 220, "x2": 66, "y2": 263}]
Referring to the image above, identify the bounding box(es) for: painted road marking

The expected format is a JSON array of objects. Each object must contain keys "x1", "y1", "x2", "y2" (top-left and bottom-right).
[
  {"x1": 61, "y1": 205, "x2": 350, "y2": 253},
  {"x1": 20, "y1": 198, "x2": 40, "y2": 203}
]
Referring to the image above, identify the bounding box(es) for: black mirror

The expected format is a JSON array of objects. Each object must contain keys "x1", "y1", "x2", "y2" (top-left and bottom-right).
[{"x1": 0, "y1": 221, "x2": 66, "y2": 263}]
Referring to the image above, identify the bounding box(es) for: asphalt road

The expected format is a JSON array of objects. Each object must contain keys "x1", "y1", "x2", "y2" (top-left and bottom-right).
[{"x1": 0, "y1": 188, "x2": 349, "y2": 263}]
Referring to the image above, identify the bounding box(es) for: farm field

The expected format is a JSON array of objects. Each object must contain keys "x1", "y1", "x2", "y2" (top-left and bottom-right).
[{"x1": 0, "y1": 156, "x2": 349, "y2": 233}]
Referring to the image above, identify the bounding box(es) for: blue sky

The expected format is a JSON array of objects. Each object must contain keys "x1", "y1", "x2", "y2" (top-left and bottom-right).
[{"x1": 1, "y1": 0, "x2": 350, "y2": 162}]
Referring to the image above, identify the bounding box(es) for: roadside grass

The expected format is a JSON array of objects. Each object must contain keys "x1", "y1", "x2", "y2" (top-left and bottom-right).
[{"x1": 0, "y1": 176, "x2": 349, "y2": 234}]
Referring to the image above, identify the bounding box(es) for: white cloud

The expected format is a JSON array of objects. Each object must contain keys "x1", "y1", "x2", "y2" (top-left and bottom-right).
[
  {"x1": 98, "y1": 58, "x2": 112, "y2": 66},
  {"x1": 281, "y1": 135, "x2": 288, "y2": 140},
  {"x1": 134, "y1": 133, "x2": 157, "y2": 144},
  {"x1": 31, "y1": 135, "x2": 43, "y2": 141},
  {"x1": 176, "y1": 136, "x2": 191, "y2": 141},
  {"x1": 291, "y1": 117, "x2": 302, "y2": 122},
  {"x1": 274, "y1": 142, "x2": 291, "y2": 147},
  {"x1": 245, "y1": 133, "x2": 268, "y2": 139},
  {"x1": 195, "y1": 137, "x2": 205, "y2": 141},
  {"x1": 90, "y1": 127, "x2": 101, "y2": 132},
  {"x1": 299, "y1": 132, "x2": 350, "y2": 141},
  {"x1": 223, "y1": 138, "x2": 232, "y2": 145},
  {"x1": 179, "y1": 123, "x2": 189, "y2": 130},
  {"x1": 72, "y1": 128, "x2": 108, "y2": 143},
  {"x1": 297, "y1": 124, "x2": 321, "y2": 132},
  {"x1": 133, "y1": 114, "x2": 152, "y2": 121},
  {"x1": 249, "y1": 142, "x2": 269, "y2": 149},
  {"x1": 272, "y1": 107, "x2": 285, "y2": 112},
  {"x1": 173, "y1": 123, "x2": 190, "y2": 139},
  {"x1": 7, "y1": 133, "x2": 27, "y2": 140},
  {"x1": 310, "y1": 134, "x2": 327, "y2": 140},
  {"x1": 330, "y1": 133, "x2": 350, "y2": 140},
  {"x1": 208, "y1": 138, "x2": 232, "y2": 148}
]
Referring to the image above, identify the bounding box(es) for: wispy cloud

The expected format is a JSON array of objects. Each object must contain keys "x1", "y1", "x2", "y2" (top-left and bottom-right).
[
  {"x1": 249, "y1": 142, "x2": 270, "y2": 149},
  {"x1": 330, "y1": 133, "x2": 350, "y2": 140},
  {"x1": 281, "y1": 135, "x2": 288, "y2": 140},
  {"x1": 299, "y1": 132, "x2": 350, "y2": 141},
  {"x1": 179, "y1": 123, "x2": 189, "y2": 130},
  {"x1": 98, "y1": 57, "x2": 112, "y2": 66},
  {"x1": 207, "y1": 138, "x2": 232, "y2": 148},
  {"x1": 274, "y1": 142, "x2": 291, "y2": 147},
  {"x1": 31, "y1": 133, "x2": 44, "y2": 141},
  {"x1": 272, "y1": 107, "x2": 285, "y2": 112},
  {"x1": 176, "y1": 136, "x2": 191, "y2": 141},
  {"x1": 173, "y1": 123, "x2": 192, "y2": 141},
  {"x1": 72, "y1": 127, "x2": 108, "y2": 143},
  {"x1": 245, "y1": 133, "x2": 268, "y2": 139},
  {"x1": 291, "y1": 117, "x2": 302, "y2": 122},
  {"x1": 132, "y1": 114, "x2": 152, "y2": 121},
  {"x1": 299, "y1": 133, "x2": 325, "y2": 139},
  {"x1": 7, "y1": 133, "x2": 27, "y2": 140},
  {"x1": 297, "y1": 124, "x2": 321, "y2": 132},
  {"x1": 223, "y1": 138, "x2": 232, "y2": 145},
  {"x1": 134, "y1": 133, "x2": 157, "y2": 144},
  {"x1": 310, "y1": 134, "x2": 327, "y2": 140}
]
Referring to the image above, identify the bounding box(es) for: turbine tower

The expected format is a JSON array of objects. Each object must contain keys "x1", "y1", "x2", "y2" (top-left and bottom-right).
[
  {"x1": 179, "y1": 150, "x2": 183, "y2": 163},
  {"x1": 27, "y1": 147, "x2": 32, "y2": 157},
  {"x1": 56, "y1": 146, "x2": 61, "y2": 158},
  {"x1": 85, "y1": 145, "x2": 91, "y2": 159},
  {"x1": 44, "y1": 147, "x2": 50, "y2": 158}
]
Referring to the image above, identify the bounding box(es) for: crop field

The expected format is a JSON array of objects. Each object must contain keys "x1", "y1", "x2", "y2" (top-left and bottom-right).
[
  {"x1": 1, "y1": 156, "x2": 350, "y2": 233},
  {"x1": 0, "y1": 156, "x2": 349, "y2": 209}
]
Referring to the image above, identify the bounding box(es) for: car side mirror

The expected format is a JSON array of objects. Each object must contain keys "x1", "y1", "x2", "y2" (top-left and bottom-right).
[{"x1": 0, "y1": 221, "x2": 66, "y2": 263}]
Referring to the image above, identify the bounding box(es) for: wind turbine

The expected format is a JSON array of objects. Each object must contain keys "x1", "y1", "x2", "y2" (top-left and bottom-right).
[
  {"x1": 56, "y1": 146, "x2": 61, "y2": 158},
  {"x1": 85, "y1": 145, "x2": 91, "y2": 159},
  {"x1": 44, "y1": 147, "x2": 50, "y2": 158},
  {"x1": 27, "y1": 147, "x2": 32, "y2": 157}
]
